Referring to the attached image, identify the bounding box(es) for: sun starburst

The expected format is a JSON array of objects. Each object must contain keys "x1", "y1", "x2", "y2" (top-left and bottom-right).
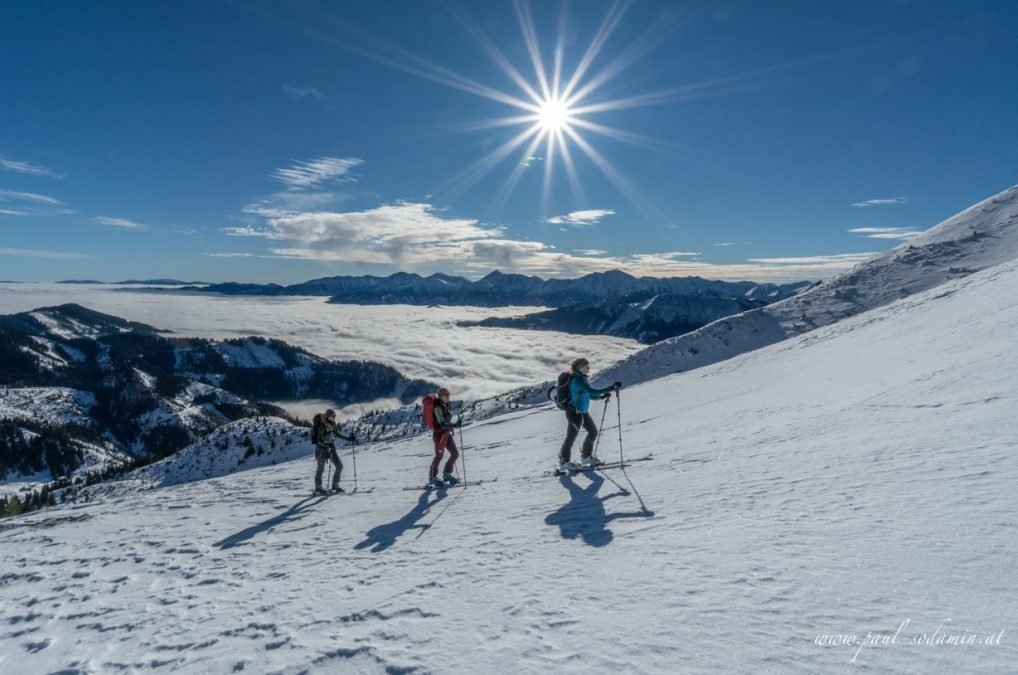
[
  {"x1": 536, "y1": 97, "x2": 573, "y2": 133},
  {"x1": 286, "y1": 0, "x2": 754, "y2": 216},
  {"x1": 422, "y1": 0, "x2": 703, "y2": 215}
]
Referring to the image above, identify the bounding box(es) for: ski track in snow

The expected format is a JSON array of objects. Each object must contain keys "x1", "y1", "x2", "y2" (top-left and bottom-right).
[{"x1": 2, "y1": 259, "x2": 1017, "y2": 672}]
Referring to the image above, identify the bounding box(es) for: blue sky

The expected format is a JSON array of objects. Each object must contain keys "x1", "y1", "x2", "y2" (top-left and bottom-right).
[{"x1": 2, "y1": 0, "x2": 1016, "y2": 283}]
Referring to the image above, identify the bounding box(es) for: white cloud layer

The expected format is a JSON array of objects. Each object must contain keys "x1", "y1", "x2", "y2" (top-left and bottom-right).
[
  {"x1": 849, "y1": 227, "x2": 921, "y2": 240},
  {"x1": 851, "y1": 197, "x2": 908, "y2": 207},
  {"x1": 271, "y1": 157, "x2": 363, "y2": 190},
  {"x1": 94, "y1": 216, "x2": 147, "y2": 230},
  {"x1": 546, "y1": 209, "x2": 616, "y2": 226},
  {"x1": 227, "y1": 197, "x2": 875, "y2": 281},
  {"x1": 0, "y1": 284, "x2": 640, "y2": 401}
]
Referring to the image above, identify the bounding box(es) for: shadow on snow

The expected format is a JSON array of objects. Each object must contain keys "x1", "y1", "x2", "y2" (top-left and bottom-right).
[
  {"x1": 545, "y1": 471, "x2": 654, "y2": 547},
  {"x1": 354, "y1": 489, "x2": 447, "y2": 553},
  {"x1": 215, "y1": 495, "x2": 327, "y2": 549}
]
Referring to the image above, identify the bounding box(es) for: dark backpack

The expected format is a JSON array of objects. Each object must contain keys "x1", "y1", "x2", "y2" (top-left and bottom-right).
[
  {"x1": 310, "y1": 413, "x2": 324, "y2": 444},
  {"x1": 547, "y1": 371, "x2": 573, "y2": 410},
  {"x1": 422, "y1": 394, "x2": 439, "y2": 431}
]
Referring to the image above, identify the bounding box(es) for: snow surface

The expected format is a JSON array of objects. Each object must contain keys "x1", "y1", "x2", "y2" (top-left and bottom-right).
[{"x1": 2, "y1": 255, "x2": 1016, "y2": 672}]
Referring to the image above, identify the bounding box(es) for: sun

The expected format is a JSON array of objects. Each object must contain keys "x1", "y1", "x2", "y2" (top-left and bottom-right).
[
  {"x1": 347, "y1": 0, "x2": 699, "y2": 211},
  {"x1": 537, "y1": 97, "x2": 572, "y2": 133}
]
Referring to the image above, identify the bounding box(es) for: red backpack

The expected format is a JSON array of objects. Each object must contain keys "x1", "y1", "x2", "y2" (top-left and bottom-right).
[{"x1": 422, "y1": 394, "x2": 438, "y2": 431}]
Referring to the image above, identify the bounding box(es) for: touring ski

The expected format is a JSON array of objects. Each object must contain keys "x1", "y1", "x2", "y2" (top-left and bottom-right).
[
  {"x1": 313, "y1": 486, "x2": 376, "y2": 497},
  {"x1": 402, "y1": 478, "x2": 496, "y2": 491},
  {"x1": 546, "y1": 454, "x2": 653, "y2": 477},
  {"x1": 333, "y1": 487, "x2": 376, "y2": 496}
]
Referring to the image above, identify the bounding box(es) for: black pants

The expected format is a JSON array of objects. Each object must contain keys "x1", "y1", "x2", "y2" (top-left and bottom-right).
[
  {"x1": 314, "y1": 446, "x2": 343, "y2": 488},
  {"x1": 560, "y1": 408, "x2": 598, "y2": 462}
]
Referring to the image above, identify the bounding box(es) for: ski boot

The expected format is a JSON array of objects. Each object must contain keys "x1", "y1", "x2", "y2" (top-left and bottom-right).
[
  {"x1": 580, "y1": 455, "x2": 604, "y2": 468},
  {"x1": 313, "y1": 486, "x2": 329, "y2": 496},
  {"x1": 558, "y1": 459, "x2": 579, "y2": 473},
  {"x1": 443, "y1": 473, "x2": 460, "y2": 485},
  {"x1": 330, "y1": 485, "x2": 345, "y2": 494},
  {"x1": 429, "y1": 477, "x2": 446, "y2": 489}
]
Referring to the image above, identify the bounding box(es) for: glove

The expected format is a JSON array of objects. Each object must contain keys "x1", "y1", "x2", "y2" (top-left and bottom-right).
[
  {"x1": 612, "y1": 381, "x2": 622, "y2": 390},
  {"x1": 329, "y1": 442, "x2": 336, "y2": 451},
  {"x1": 601, "y1": 392, "x2": 612, "y2": 401},
  {"x1": 346, "y1": 434, "x2": 357, "y2": 444},
  {"x1": 454, "y1": 419, "x2": 463, "y2": 428}
]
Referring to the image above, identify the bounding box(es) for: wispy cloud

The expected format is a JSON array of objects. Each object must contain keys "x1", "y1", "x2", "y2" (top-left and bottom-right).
[
  {"x1": 271, "y1": 157, "x2": 364, "y2": 190},
  {"x1": 0, "y1": 156, "x2": 62, "y2": 178},
  {"x1": 94, "y1": 216, "x2": 147, "y2": 230},
  {"x1": 546, "y1": 209, "x2": 616, "y2": 226},
  {"x1": 748, "y1": 253, "x2": 877, "y2": 265},
  {"x1": 575, "y1": 248, "x2": 608, "y2": 256},
  {"x1": 848, "y1": 227, "x2": 921, "y2": 240},
  {"x1": 242, "y1": 191, "x2": 341, "y2": 218},
  {"x1": 283, "y1": 85, "x2": 324, "y2": 100},
  {"x1": 205, "y1": 252, "x2": 255, "y2": 258},
  {"x1": 520, "y1": 155, "x2": 542, "y2": 167},
  {"x1": 714, "y1": 242, "x2": 735, "y2": 247},
  {"x1": 0, "y1": 189, "x2": 72, "y2": 216},
  {"x1": 851, "y1": 197, "x2": 908, "y2": 207},
  {"x1": 0, "y1": 247, "x2": 89, "y2": 259},
  {"x1": 0, "y1": 189, "x2": 62, "y2": 205}
]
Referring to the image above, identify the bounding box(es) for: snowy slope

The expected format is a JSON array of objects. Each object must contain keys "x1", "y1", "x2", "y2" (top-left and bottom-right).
[
  {"x1": 603, "y1": 184, "x2": 1018, "y2": 386},
  {"x1": 0, "y1": 387, "x2": 96, "y2": 426},
  {"x1": 1, "y1": 259, "x2": 1016, "y2": 672},
  {"x1": 79, "y1": 417, "x2": 318, "y2": 496}
]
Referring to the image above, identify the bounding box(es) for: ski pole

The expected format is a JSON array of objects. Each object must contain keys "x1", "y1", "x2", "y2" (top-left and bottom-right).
[
  {"x1": 326, "y1": 449, "x2": 332, "y2": 491},
  {"x1": 593, "y1": 396, "x2": 610, "y2": 458},
  {"x1": 458, "y1": 422, "x2": 468, "y2": 486},
  {"x1": 351, "y1": 438, "x2": 358, "y2": 491},
  {"x1": 616, "y1": 391, "x2": 624, "y2": 465}
]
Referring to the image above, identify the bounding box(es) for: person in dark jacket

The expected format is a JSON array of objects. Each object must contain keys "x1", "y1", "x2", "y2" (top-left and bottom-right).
[
  {"x1": 428, "y1": 387, "x2": 462, "y2": 487},
  {"x1": 559, "y1": 358, "x2": 621, "y2": 471},
  {"x1": 313, "y1": 408, "x2": 355, "y2": 495}
]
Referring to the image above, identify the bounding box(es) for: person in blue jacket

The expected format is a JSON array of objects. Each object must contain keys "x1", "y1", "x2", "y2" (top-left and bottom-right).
[{"x1": 559, "y1": 358, "x2": 621, "y2": 471}]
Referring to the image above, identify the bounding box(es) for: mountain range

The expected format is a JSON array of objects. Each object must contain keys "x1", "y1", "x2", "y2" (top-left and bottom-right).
[
  {"x1": 154, "y1": 270, "x2": 809, "y2": 308},
  {"x1": 459, "y1": 292, "x2": 781, "y2": 344}
]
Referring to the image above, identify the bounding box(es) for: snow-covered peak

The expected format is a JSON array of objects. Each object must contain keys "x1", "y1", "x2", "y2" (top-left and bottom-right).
[
  {"x1": 600, "y1": 185, "x2": 1018, "y2": 386},
  {"x1": 14, "y1": 303, "x2": 157, "y2": 340}
]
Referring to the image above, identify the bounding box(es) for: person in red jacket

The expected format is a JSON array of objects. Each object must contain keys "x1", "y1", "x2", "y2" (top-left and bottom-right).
[{"x1": 428, "y1": 387, "x2": 462, "y2": 487}]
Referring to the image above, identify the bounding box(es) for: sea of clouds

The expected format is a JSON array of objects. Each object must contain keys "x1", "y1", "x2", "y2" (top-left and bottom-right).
[{"x1": 0, "y1": 283, "x2": 641, "y2": 404}]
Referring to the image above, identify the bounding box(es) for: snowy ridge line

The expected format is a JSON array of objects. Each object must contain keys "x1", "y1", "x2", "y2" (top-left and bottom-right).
[{"x1": 600, "y1": 184, "x2": 1018, "y2": 386}]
